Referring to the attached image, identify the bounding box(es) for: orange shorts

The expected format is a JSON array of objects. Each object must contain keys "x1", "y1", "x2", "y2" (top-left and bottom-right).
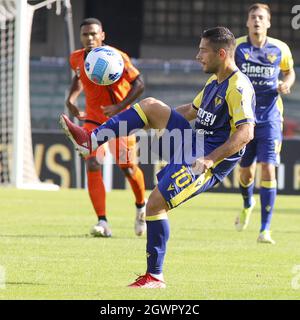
[{"x1": 83, "y1": 122, "x2": 137, "y2": 167}]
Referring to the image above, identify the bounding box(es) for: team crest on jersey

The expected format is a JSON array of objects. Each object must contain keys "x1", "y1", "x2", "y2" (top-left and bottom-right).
[
  {"x1": 244, "y1": 52, "x2": 250, "y2": 60},
  {"x1": 75, "y1": 67, "x2": 81, "y2": 77},
  {"x1": 214, "y1": 95, "x2": 223, "y2": 107},
  {"x1": 267, "y1": 53, "x2": 277, "y2": 64}
]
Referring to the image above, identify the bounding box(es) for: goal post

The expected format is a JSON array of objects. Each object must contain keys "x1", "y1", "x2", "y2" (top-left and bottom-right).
[
  {"x1": 12, "y1": 0, "x2": 34, "y2": 188},
  {"x1": 0, "y1": 0, "x2": 78, "y2": 190}
]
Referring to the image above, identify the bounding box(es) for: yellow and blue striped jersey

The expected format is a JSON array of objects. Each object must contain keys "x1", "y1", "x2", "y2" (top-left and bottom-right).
[
  {"x1": 193, "y1": 69, "x2": 255, "y2": 158},
  {"x1": 235, "y1": 36, "x2": 294, "y2": 124}
]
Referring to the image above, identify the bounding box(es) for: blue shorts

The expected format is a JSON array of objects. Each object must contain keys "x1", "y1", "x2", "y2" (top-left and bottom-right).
[
  {"x1": 240, "y1": 121, "x2": 282, "y2": 167},
  {"x1": 156, "y1": 109, "x2": 220, "y2": 209},
  {"x1": 157, "y1": 163, "x2": 219, "y2": 209}
]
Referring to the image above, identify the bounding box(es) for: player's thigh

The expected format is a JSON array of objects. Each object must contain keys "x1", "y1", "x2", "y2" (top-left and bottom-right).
[
  {"x1": 240, "y1": 138, "x2": 257, "y2": 169},
  {"x1": 147, "y1": 186, "x2": 169, "y2": 216},
  {"x1": 83, "y1": 122, "x2": 104, "y2": 170},
  {"x1": 153, "y1": 109, "x2": 194, "y2": 163},
  {"x1": 256, "y1": 122, "x2": 282, "y2": 166},
  {"x1": 139, "y1": 97, "x2": 171, "y2": 130},
  {"x1": 109, "y1": 135, "x2": 136, "y2": 166}
]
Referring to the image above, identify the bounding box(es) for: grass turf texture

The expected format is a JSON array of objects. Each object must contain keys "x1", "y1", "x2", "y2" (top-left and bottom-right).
[{"x1": 0, "y1": 188, "x2": 300, "y2": 300}]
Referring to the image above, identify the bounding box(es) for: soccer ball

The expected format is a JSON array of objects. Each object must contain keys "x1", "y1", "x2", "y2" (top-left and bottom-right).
[{"x1": 84, "y1": 46, "x2": 124, "y2": 85}]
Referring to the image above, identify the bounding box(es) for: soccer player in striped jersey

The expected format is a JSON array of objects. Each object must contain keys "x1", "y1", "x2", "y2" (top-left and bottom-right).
[
  {"x1": 60, "y1": 27, "x2": 255, "y2": 288},
  {"x1": 234, "y1": 3, "x2": 295, "y2": 244},
  {"x1": 66, "y1": 18, "x2": 146, "y2": 238}
]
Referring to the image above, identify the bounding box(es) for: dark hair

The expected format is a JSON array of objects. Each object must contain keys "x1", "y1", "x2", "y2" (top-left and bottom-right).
[
  {"x1": 202, "y1": 26, "x2": 236, "y2": 52},
  {"x1": 80, "y1": 18, "x2": 103, "y2": 29},
  {"x1": 248, "y1": 3, "x2": 271, "y2": 18}
]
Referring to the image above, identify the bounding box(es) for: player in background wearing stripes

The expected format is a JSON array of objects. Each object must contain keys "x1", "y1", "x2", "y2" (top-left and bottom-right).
[
  {"x1": 66, "y1": 18, "x2": 146, "y2": 237},
  {"x1": 234, "y1": 3, "x2": 295, "y2": 243}
]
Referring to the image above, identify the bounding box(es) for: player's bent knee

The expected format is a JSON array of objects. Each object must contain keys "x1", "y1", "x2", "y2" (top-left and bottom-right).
[
  {"x1": 139, "y1": 97, "x2": 169, "y2": 113},
  {"x1": 239, "y1": 168, "x2": 255, "y2": 185},
  {"x1": 140, "y1": 97, "x2": 163, "y2": 108},
  {"x1": 261, "y1": 163, "x2": 276, "y2": 180}
]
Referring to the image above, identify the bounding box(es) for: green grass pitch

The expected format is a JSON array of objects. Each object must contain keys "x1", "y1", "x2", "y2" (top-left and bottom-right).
[{"x1": 0, "y1": 188, "x2": 300, "y2": 300}]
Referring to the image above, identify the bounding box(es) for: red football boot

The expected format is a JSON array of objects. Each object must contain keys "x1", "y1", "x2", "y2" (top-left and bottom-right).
[
  {"x1": 59, "y1": 114, "x2": 92, "y2": 157},
  {"x1": 128, "y1": 273, "x2": 166, "y2": 288}
]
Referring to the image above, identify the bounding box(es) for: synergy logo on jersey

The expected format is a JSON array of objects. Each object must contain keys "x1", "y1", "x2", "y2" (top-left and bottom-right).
[
  {"x1": 197, "y1": 109, "x2": 217, "y2": 127},
  {"x1": 241, "y1": 62, "x2": 275, "y2": 78}
]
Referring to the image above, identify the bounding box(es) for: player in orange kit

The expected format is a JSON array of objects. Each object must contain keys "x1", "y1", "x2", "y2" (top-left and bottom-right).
[{"x1": 66, "y1": 18, "x2": 146, "y2": 237}]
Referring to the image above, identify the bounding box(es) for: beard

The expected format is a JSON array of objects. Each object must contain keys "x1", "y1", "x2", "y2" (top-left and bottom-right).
[{"x1": 204, "y1": 64, "x2": 218, "y2": 74}]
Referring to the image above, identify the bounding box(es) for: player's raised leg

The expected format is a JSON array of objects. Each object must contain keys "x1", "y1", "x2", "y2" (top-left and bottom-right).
[{"x1": 59, "y1": 97, "x2": 172, "y2": 155}]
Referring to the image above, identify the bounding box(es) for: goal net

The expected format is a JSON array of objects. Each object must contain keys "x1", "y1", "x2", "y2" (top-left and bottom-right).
[
  {"x1": 0, "y1": 0, "x2": 15, "y2": 185},
  {"x1": 0, "y1": 0, "x2": 68, "y2": 190}
]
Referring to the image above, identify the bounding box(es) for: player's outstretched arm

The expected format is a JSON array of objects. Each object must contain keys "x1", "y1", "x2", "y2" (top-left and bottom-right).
[
  {"x1": 102, "y1": 76, "x2": 145, "y2": 117},
  {"x1": 175, "y1": 103, "x2": 198, "y2": 121}
]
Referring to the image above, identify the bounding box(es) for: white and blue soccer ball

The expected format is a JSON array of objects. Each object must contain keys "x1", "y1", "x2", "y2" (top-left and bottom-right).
[{"x1": 84, "y1": 46, "x2": 124, "y2": 85}]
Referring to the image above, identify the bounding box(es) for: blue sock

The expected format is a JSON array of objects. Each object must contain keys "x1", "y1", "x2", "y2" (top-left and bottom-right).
[
  {"x1": 92, "y1": 103, "x2": 147, "y2": 146},
  {"x1": 239, "y1": 180, "x2": 255, "y2": 208},
  {"x1": 146, "y1": 216, "x2": 170, "y2": 275},
  {"x1": 260, "y1": 180, "x2": 277, "y2": 232}
]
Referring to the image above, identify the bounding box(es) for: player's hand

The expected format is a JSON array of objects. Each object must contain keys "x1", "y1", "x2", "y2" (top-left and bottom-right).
[
  {"x1": 66, "y1": 101, "x2": 86, "y2": 120},
  {"x1": 192, "y1": 157, "x2": 213, "y2": 175},
  {"x1": 101, "y1": 104, "x2": 123, "y2": 118},
  {"x1": 277, "y1": 80, "x2": 291, "y2": 95}
]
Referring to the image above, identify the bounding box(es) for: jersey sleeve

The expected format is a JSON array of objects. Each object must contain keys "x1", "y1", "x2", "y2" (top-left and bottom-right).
[
  {"x1": 69, "y1": 53, "x2": 77, "y2": 72},
  {"x1": 192, "y1": 75, "x2": 216, "y2": 110},
  {"x1": 120, "y1": 51, "x2": 140, "y2": 83},
  {"x1": 192, "y1": 89, "x2": 204, "y2": 110},
  {"x1": 280, "y1": 43, "x2": 294, "y2": 71},
  {"x1": 226, "y1": 86, "x2": 255, "y2": 127}
]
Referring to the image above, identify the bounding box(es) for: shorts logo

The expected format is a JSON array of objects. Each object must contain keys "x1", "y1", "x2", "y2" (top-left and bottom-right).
[
  {"x1": 267, "y1": 53, "x2": 277, "y2": 64},
  {"x1": 167, "y1": 184, "x2": 175, "y2": 191}
]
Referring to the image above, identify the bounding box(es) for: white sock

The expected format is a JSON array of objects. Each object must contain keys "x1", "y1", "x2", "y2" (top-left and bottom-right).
[
  {"x1": 90, "y1": 132, "x2": 98, "y2": 151},
  {"x1": 150, "y1": 273, "x2": 164, "y2": 281}
]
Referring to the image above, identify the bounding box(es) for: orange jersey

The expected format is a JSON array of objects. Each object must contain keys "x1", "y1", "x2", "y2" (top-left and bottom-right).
[{"x1": 70, "y1": 46, "x2": 140, "y2": 124}]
